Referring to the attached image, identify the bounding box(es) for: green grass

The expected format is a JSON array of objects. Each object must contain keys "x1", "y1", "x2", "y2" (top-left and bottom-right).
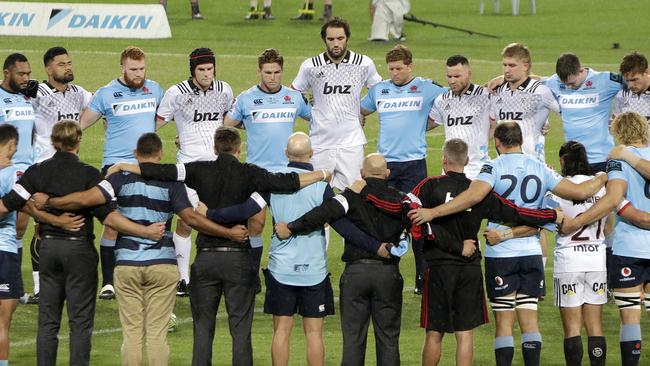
[{"x1": 3, "y1": 0, "x2": 650, "y2": 364}]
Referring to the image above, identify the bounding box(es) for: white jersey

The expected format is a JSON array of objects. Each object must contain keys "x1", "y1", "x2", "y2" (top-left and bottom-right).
[
  {"x1": 291, "y1": 50, "x2": 381, "y2": 148},
  {"x1": 429, "y1": 84, "x2": 492, "y2": 179},
  {"x1": 32, "y1": 82, "x2": 91, "y2": 162},
  {"x1": 546, "y1": 175, "x2": 607, "y2": 273},
  {"x1": 157, "y1": 79, "x2": 233, "y2": 163},
  {"x1": 613, "y1": 87, "x2": 650, "y2": 143},
  {"x1": 490, "y1": 78, "x2": 559, "y2": 162}
]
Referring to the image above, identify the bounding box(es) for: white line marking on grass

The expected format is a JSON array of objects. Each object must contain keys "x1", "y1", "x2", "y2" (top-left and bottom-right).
[{"x1": 0, "y1": 49, "x2": 620, "y2": 68}]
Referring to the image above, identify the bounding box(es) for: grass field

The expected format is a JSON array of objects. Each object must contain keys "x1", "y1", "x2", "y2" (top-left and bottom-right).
[{"x1": 3, "y1": 0, "x2": 650, "y2": 364}]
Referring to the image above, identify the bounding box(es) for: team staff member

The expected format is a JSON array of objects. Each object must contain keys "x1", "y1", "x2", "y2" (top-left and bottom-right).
[
  {"x1": 157, "y1": 47, "x2": 234, "y2": 297},
  {"x1": 108, "y1": 126, "x2": 329, "y2": 366},
  {"x1": 80, "y1": 46, "x2": 164, "y2": 300},
  {"x1": 276, "y1": 153, "x2": 408, "y2": 366},
  {"x1": 0, "y1": 121, "x2": 165, "y2": 366},
  {"x1": 26, "y1": 46, "x2": 93, "y2": 304}
]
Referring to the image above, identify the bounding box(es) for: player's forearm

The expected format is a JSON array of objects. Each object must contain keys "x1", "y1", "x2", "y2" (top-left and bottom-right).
[
  {"x1": 573, "y1": 194, "x2": 619, "y2": 228},
  {"x1": 289, "y1": 201, "x2": 345, "y2": 234},
  {"x1": 223, "y1": 115, "x2": 241, "y2": 127},
  {"x1": 555, "y1": 173, "x2": 607, "y2": 201},
  {"x1": 102, "y1": 212, "x2": 151, "y2": 237},
  {"x1": 22, "y1": 201, "x2": 59, "y2": 225},
  {"x1": 433, "y1": 189, "x2": 483, "y2": 218},
  {"x1": 48, "y1": 188, "x2": 106, "y2": 210},
  {"x1": 180, "y1": 209, "x2": 231, "y2": 237},
  {"x1": 619, "y1": 204, "x2": 650, "y2": 229},
  {"x1": 298, "y1": 170, "x2": 328, "y2": 188}
]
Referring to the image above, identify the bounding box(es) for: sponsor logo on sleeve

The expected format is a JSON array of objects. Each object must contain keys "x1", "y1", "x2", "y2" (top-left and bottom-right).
[{"x1": 606, "y1": 160, "x2": 622, "y2": 173}]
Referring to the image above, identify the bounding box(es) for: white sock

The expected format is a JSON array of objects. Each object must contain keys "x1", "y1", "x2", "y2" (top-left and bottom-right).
[
  {"x1": 324, "y1": 225, "x2": 330, "y2": 250},
  {"x1": 173, "y1": 233, "x2": 192, "y2": 283},
  {"x1": 542, "y1": 256, "x2": 547, "y2": 269},
  {"x1": 32, "y1": 271, "x2": 40, "y2": 294}
]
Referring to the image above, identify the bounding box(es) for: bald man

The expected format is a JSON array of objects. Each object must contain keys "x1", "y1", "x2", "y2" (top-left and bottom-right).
[{"x1": 275, "y1": 152, "x2": 409, "y2": 366}]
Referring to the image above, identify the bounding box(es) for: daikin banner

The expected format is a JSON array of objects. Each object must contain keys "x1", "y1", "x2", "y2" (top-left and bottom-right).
[{"x1": 0, "y1": 2, "x2": 172, "y2": 39}]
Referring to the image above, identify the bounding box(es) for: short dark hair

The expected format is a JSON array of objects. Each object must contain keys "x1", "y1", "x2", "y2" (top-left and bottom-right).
[
  {"x1": 620, "y1": 52, "x2": 648, "y2": 76},
  {"x1": 559, "y1": 141, "x2": 591, "y2": 177},
  {"x1": 43, "y1": 47, "x2": 68, "y2": 66},
  {"x1": 0, "y1": 124, "x2": 18, "y2": 147},
  {"x1": 446, "y1": 55, "x2": 469, "y2": 67},
  {"x1": 556, "y1": 53, "x2": 581, "y2": 82},
  {"x1": 3, "y1": 53, "x2": 28, "y2": 71},
  {"x1": 214, "y1": 126, "x2": 241, "y2": 154},
  {"x1": 136, "y1": 133, "x2": 162, "y2": 157},
  {"x1": 386, "y1": 44, "x2": 412, "y2": 65},
  {"x1": 321, "y1": 17, "x2": 351, "y2": 39},
  {"x1": 258, "y1": 48, "x2": 284, "y2": 69},
  {"x1": 494, "y1": 121, "x2": 523, "y2": 147}
]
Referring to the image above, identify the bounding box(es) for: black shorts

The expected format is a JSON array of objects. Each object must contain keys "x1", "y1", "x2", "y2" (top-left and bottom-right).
[
  {"x1": 421, "y1": 264, "x2": 488, "y2": 333},
  {"x1": 0, "y1": 251, "x2": 23, "y2": 299},
  {"x1": 387, "y1": 158, "x2": 427, "y2": 193},
  {"x1": 263, "y1": 269, "x2": 335, "y2": 318},
  {"x1": 611, "y1": 255, "x2": 650, "y2": 289},
  {"x1": 485, "y1": 255, "x2": 545, "y2": 299},
  {"x1": 606, "y1": 247, "x2": 614, "y2": 287}
]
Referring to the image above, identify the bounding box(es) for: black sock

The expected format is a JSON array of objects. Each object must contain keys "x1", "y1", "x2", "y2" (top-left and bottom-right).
[
  {"x1": 30, "y1": 236, "x2": 40, "y2": 271},
  {"x1": 191, "y1": 3, "x2": 200, "y2": 14},
  {"x1": 307, "y1": 2, "x2": 314, "y2": 10},
  {"x1": 588, "y1": 336, "x2": 606, "y2": 366},
  {"x1": 17, "y1": 247, "x2": 24, "y2": 296},
  {"x1": 100, "y1": 246, "x2": 115, "y2": 286},
  {"x1": 495, "y1": 347, "x2": 514, "y2": 366},
  {"x1": 522, "y1": 341, "x2": 542, "y2": 366},
  {"x1": 620, "y1": 340, "x2": 641, "y2": 366},
  {"x1": 563, "y1": 336, "x2": 583, "y2": 366}
]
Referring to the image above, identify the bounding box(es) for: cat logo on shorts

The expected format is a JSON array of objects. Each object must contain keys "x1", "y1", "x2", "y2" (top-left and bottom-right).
[
  {"x1": 621, "y1": 267, "x2": 632, "y2": 277},
  {"x1": 495, "y1": 276, "x2": 504, "y2": 286}
]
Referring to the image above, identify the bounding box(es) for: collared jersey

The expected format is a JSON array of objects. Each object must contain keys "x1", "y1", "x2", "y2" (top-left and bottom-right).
[
  {"x1": 614, "y1": 86, "x2": 650, "y2": 145},
  {"x1": 429, "y1": 84, "x2": 491, "y2": 179},
  {"x1": 0, "y1": 165, "x2": 18, "y2": 253},
  {"x1": 476, "y1": 153, "x2": 562, "y2": 257},
  {"x1": 544, "y1": 69, "x2": 624, "y2": 163},
  {"x1": 88, "y1": 79, "x2": 163, "y2": 166},
  {"x1": 229, "y1": 85, "x2": 311, "y2": 172},
  {"x1": 490, "y1": 78, "x2": 559, "y2": 162},
  {"x1": 291, "y1": 50, "x2": 381, "y2": 148},
  {"x1": 32, "y1": 82, "x2": 92, "y2": 162},
  {"x1": 545, "y1": 175, "x2": 606, "y2": 272},
  {"x1": 361, "y1": 77, "x2": 444, "y2": 162},
  {"x1": 607, "y1": 146, "x2": 650, "y2": 259},
  {"x1": 0, "y1": 86, "x2": 35, "y2": 165},
  {"x1": 157, "y1": 79, "x2": 233, "y2": 163}
]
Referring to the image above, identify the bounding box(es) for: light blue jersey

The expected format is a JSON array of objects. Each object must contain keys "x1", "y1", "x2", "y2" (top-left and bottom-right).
[
  {"x1": 607, "y1": 147, "x2": 650, "y2": 259},
  {"x1": 229, "y1": 86, "x2": 311, "y2": 172},
  {"x1": 360, "y1": 77, "x2": 444, "y2": 162},
  {"x1": 0, "y1": 165, "x2": 18, "y2": 253},
  {"x1": 88, "y1": 79, "x2": 163, "y2": 167},
  {"x1": 269, "y1": 165, "x2": 328, "y2": 286},
  {"x1": 0, "y1": 87, "x2": 35, "y2": 165},
  {"x1": 476, "y1": 153, "x2": 562, "y2": 257},
  {"x1": 544, "y1": 69, "x2": 624, "y2": 164}
]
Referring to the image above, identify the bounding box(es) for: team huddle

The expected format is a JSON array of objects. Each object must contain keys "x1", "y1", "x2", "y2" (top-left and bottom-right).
[{"x1": 0, "y1": 15, "x2": 649, "y2": 366}]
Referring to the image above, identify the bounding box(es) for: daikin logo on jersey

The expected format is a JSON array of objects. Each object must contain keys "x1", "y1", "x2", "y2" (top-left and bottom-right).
[
  {"x1": 3, "y1": 107, "x2": 34, "y2": 121},
  {"x1": 111, "y1": 99, "x2": 157, "y2": 116},
  {"x1": 557, "y1": 93, "x2": 599, "y2": 109},
  {"x1": 251, "y1": 108, "x2": 296, "y2": 123},
  {"x1": 376, "y1": 97, "x2": 423, "y2": 112}
]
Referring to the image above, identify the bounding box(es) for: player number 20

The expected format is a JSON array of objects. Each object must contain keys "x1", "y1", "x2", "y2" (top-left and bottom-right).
[{"x1": 499, "y1": 174, "x2": 542, "y2": 203}]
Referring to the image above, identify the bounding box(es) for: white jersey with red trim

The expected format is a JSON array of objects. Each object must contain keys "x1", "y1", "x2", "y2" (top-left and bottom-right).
[{"x1": 291, "y1": 50, "x2": 381, "y2": 148}]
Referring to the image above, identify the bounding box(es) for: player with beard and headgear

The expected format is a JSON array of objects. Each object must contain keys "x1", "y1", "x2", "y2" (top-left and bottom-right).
[
  {"x1": 79, "y1": 46, "x2": 164, "y2": 301},
  {"x1": 21, "y1": 47, "x2": 93, "y2": 305}
]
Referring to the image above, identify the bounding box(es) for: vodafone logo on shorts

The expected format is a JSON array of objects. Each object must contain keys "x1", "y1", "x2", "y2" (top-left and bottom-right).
[
  {"x1": 621, "y1": 267, "x2": 632, "y2": 277},
  {"x1": 495, "y1": 276, "x2": 504, "y2": 286}
]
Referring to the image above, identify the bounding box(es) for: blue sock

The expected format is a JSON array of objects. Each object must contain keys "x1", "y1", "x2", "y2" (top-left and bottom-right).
[
  {"x1": 494, "y1": 336, "x2": 514, "y2": 366},
  {"x1": 522, "y1": 332, "x2": 542, "y2": 366},
  {"x1": 620, "y1": 324, "x2": 641, "y2": 366}
]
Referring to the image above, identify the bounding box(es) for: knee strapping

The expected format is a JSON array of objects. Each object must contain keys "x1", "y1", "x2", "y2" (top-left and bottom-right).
[
  {"x1": 614, "y1": 292, "x2": 642, "y2": 310},
  {"x1": 515, "y1": 293, "x2": 539, "y2": 310},
  {"x1": 491, "y1": 294, "x2": 516, "y2": 312}
]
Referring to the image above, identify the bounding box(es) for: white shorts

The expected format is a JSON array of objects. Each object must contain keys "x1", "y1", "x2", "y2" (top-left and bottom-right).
[
  {"x1": 184, "y1": 185, "x2": 200, "y2": 209},
  {"x1": 311, "y1": 145, "x2": 364, "y2": 191},
  {"x1": 553, "y1": 271, "x2": 607, "y2": 308}
]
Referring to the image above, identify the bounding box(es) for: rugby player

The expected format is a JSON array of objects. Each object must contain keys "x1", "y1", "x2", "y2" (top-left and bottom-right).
[
  {"x1": 291, "y1": 17, "x2": 381, "y2": 191},
  {"x1": 79, "y1": 46, "x2": 164, "y2": 300},
  {"x1": 614, "y1": 52, "x2": 650, "y2": 124},
  {"x1": 157, "y1": 47, "x2": 233, "y2": 296},
  {"x1": 26, "y1": 47, "x2": 92, "y2": 303},
  {"x1": 409, "y1": 122, "x2": 607, "y2": 366}
]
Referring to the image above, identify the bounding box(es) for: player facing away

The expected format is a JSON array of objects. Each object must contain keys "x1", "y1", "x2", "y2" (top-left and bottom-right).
[
  {"x1": 409, "y1": 122, "x2": 607, "y2": 366},
  {"x1": 560, "y1": 112, "x2": 650, "y2": 366},
  {"x1": 79, "y1": 46, "x2": 164, "y2": 300},
  {"x1": 614, "y1": 52, "x2": 650, "y2": 125},
  {"x1": 428, "y1": 55, "x2": 493, "y2": 180},
  {"x1": 543, "y1": 53, "x2": 624, "y2": 172},
  {"x1": 157, "y1": 48, "x2": 234, "y2": 296},
  {"x1": 291, "y1": 17, "x2": 381, "y2": 190},
  {"x1": 27, "y1": 47, "x2": 92, "y2": 304}
]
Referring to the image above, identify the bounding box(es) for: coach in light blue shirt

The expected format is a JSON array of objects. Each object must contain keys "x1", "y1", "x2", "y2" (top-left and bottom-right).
[{"x1": 361, "y1": 45, "x2": 445, "y2": 193}]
